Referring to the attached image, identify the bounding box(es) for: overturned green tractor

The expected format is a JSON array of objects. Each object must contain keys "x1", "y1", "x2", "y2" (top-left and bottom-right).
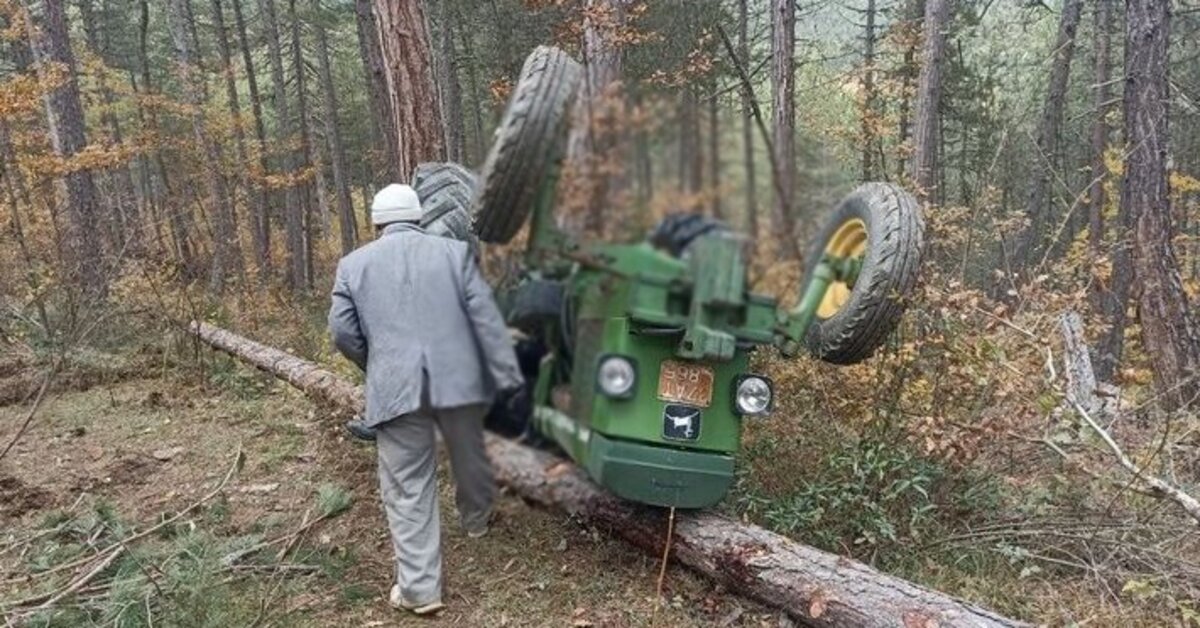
[{"x1": 417, "y1": 46, "x2": 925, "y2": 509}]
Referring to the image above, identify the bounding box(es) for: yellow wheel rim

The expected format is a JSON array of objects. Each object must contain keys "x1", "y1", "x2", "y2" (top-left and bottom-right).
[{"x1": 816, "y1": 218, "x2": 868, "y2": 319}]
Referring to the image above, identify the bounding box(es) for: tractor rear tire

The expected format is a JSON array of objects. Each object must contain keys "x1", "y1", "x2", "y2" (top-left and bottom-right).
[
  {"x1": 800, "y1": 183, "x2": 924, "y2": 365},
  {"x1": 413, "y1": 162, "x2": 479, "y2": 251},
  {"x1": 471, "y1": 46, "x2": 583, "y2": 244}
]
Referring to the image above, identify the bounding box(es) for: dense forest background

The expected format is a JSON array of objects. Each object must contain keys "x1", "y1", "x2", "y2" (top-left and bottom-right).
[{"x1": 3, "y1": 0, "x2": 1200, "y2": 625}]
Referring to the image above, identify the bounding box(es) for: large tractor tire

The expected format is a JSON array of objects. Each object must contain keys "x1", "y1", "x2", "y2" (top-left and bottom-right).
[
  {"x1": 413, "y1": 162, "x2": 478, "y2": 250},
  {"x1": 799, "y1": 183, "x2": 924, "y2": 365},
  {"x1": 471, "y1": 46, "x2": 583, "y2": 244}
]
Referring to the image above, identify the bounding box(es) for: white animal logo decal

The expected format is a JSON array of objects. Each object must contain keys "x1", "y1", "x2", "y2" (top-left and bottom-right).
[{"x1": 665, "y1": 408, "x2": 699, "y2": 439}]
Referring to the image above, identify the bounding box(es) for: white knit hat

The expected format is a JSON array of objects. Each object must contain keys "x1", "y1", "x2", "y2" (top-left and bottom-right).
[{"x1": 371, "y1": 184, "x2": 422, "y2": 225}]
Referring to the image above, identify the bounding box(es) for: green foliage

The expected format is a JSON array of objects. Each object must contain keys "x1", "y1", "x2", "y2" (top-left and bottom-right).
[
  {"x1": 734, "y1": 435, "x2": 1000, "y2": 563},
  {"x1": 315, "y1": 483, "x2": 352, "y2": 519}
]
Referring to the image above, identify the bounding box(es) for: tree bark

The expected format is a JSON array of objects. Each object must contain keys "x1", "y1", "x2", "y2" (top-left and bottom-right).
[
  {"x1": 907, "y1": 0, "x2": 949, "y2": 200},
  {"x1": 738, "y1": 0, "x2": 758, "y2": 241},
  {"x1": 1123, "y1": 0, "x2": 1200, "y2": 410},
  {"x1": 1011, "y1": 0, "x2": 1084, "y2": 274},
  {"x1": 230, "y1": 0, "x2": 272, "y2": 278},
  {"x1": 188, "y1": 320, "x2": 1029, "y2": 628},
  {"x1": 168, "y1": 0, "x2": 242, "y2": 292},
  {"x1": 373, "y1": 0, "x2": 444, "y2": 180},
  {"x1": 770, "y1": 0, "x2": 798, "y2": 257},
  {"x1": 261, "y1": 0, "x2": 306, "y2": 290},
  {"x1": 29, "y1": 0, "x2": 107, "y2": 300},
  {"x1": 315, "y1": 23, "x2": 359, "y2": 256}
]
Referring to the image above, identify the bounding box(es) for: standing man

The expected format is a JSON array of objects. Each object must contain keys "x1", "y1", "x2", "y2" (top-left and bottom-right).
[{"x1": 329, "y1": 184, "x2": 522, "y2": 615}]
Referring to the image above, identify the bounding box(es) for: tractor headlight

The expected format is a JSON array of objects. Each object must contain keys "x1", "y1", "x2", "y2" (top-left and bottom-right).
[
  {"x1": 597, "y1": 355, "x2": 636, "y2": 398},
  {"x1": 734, "y1": 375, "x2": 773, "y2": 416}
]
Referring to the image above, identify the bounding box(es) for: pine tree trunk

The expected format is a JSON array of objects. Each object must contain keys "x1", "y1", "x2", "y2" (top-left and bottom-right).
[
  {"x1": 261, "y1": 0, "x2": 306, "y2": 290},
  {"x1": 435, "y1": 0, "x2": 465, "y2": 163},
  {"x1": 708, "y1": 82, "x2": 721, "y2": 219},
  {"x1": 678, "y1": 87, "x2": 703, "y2": 199},
  {"x1": 860, "y1": 0, "x2": 878, "y2": 182},
  {"x1": 168, "y1": 0, "x2": 242, "y2": 292},
  {"x1": 455, "y1": 7, "x2": 487, "y2": 165},
  {"x1": 29, "y1": 0, "x2": 107, "y2": 300},
  {"x1": 288, "y1": 0, "x2": 315, "y2": 289},
  {"x1": 230, "y1": 0, "x2": 272, "y2": 278},
  {"x1": 770, "y1": 0, "x2": 797, "y2": 257},
  {"x1": 738, "y1": 0, "x2": 757, "y2": 242},
  {"x1": 1123, "y1": 0, "x2": 1200, "y2": 410},
  {"x1": 907, "y1": 0, "x2": 949, "y2": 199},
  {"x1": 1011, "y1": 0, "x2": 1084, "y2": 274},
  {"x1": 214, "y1": 0, "x2": 269, "y2": 281},
  {"x1": 355, "y1": 0, "x2": 401, "y2": 182},
  {"x1": 1089, "y1": 0, "x2": 1119, "y2": 380},
  {"x1": 316, "y1": 24, "x2": 360, "y2": 256},
  {"x1": 373, "y1": 0, "x2": 444, "y2": 180}
]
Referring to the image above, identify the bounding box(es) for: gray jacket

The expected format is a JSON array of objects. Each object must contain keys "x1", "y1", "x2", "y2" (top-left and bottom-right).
[{"x1": 329, "y1": 223, "x2": 522, "y2": 426}]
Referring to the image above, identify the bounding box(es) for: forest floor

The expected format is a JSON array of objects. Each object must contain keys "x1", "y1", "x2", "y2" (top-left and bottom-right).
[{"x1": 0, "y1": 362, "x2": 778, "y2": 627}]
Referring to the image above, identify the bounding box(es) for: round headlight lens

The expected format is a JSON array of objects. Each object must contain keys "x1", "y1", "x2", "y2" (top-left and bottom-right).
[
  {"x1": 597, "y1": 356, "x2": 636, "y2": 397},
  {"x1": 735, "y1": 376, "x2": 772, "y2": 415}
]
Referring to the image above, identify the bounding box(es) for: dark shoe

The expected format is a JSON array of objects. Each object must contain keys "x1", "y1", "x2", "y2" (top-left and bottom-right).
[{"x1": 344, "y1": 417, "x2": 377, "y2": 442}]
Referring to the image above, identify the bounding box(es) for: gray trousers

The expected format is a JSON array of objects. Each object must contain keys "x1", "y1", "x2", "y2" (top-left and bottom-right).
[{"x1": 375, "y1": 402, "x2": 494, "y2": 605}]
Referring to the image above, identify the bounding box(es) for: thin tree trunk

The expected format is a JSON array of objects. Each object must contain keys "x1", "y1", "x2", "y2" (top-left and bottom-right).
[
  {"x1": 708, "y1": 82, "x2": 721, "y2": 219},
  {"x1": 231, "y1": 0, "x2": 273, "y2": 278},
  {"x1": 738, "y1": 0, "x2": 757, "y2": 241},
  {"x1": 373, "y1": 0, "x2": 444, "y2": 180},
  {"x1": 895, "y1": 0, "x2": 923, "y2": 182},
  {"x1": 261, "y1": 0, "x2": 305, "y2": 290},
  {"x1": 860, "y1": 0, "x2": 878, "y2": 181},
  {"x1": 455, "y1": 6, "x2": 487, "y2": 165},
  {"x1": 678, "y1": 87, "x2": 703, "y2": 199},
  {"x1": 214, "y1": 0, "x2": 269, "y2": 281},
  {"x1": 316, "y1": 24, "x2": 359, "y2": 256},
  {"x1": 168, "y1": 0, "x2": 242, "y2": 292},
  {"x1": 1011, "y1": 0, "x2": 1084, "y2": 274},
  {"x1": 355, "y1": 0, "x2": 401, "y2": 182},
  {"x1": 1124, "y1": 0, "x2": 1200, "y2": 410},
  {"x1": 29, "y1": 0, "x2": 107, "y2": 299},
  {"x1": 1089, "y1": 0, "x2": 1118, "y2": 379},
  {"x1": 907, "y1": 0, "x2": 949, "y2": 198},
  {"x1": 770, "y1": 0, "x2": 797, "y2": 257},
  {"x1": 288, "y1": 0, "x2": 315, "y2": 289},
  {"x1": 435, "y1": 0, "x2": 465, "y2": 163}
]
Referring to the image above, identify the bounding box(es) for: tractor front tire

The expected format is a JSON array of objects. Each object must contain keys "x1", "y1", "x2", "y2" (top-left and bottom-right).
[
  {"x1": 413, "y1": 161, "x2": 478, "y2": 251},
  {"x1": 800, "y1": 183, "x2": 924, "y2": 365},
  {"x1": 471, "y1": 46, "x2": 583, "y2": 244}
]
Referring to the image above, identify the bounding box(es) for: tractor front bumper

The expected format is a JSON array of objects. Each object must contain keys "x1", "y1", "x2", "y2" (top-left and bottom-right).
[{"x1": 585, "y1": 432, "x2": 734, "y2": 509}]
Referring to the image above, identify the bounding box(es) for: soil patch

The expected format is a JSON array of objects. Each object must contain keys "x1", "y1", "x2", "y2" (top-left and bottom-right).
[{"x1": 0, "y1": 475, "x2": 53, "y2": 519}]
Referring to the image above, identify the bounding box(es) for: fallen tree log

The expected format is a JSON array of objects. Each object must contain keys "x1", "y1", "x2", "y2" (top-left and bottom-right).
[{"x1": 189, "y1": 321, "x2": 1027, "y2": 628}]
